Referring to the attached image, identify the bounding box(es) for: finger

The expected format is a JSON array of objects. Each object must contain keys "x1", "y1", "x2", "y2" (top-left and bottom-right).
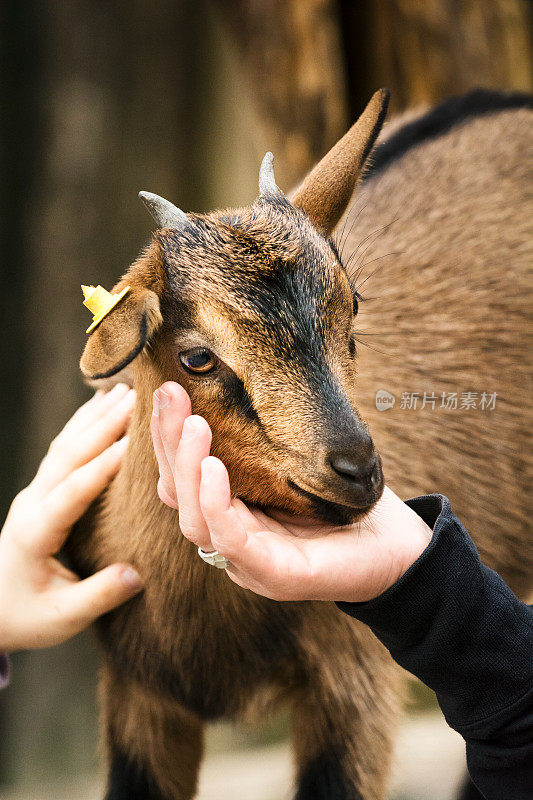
[
  {"x1": 33, "y1": 388, "x2": 135, "y2": 496},
  {"x1": 158, "y1": 382, "x2": 191, "y2": 463},
  {"x1": 151, "y1": 382, "x2": 191, "y2": 507},
  {"x1": 200, "y1": 458, "x2": 314, "y2": 598},
  {"x1": 31, "y1": 436, "x2": 129, "y2": 557},
  {"x1": 199, "y1": 457, "x2": 256, "y2": 559},
  {"x1": 174, "y1": 416, "x2": 213, "y2": 549},
  {"x1": 48, "y1": 563, "x2": 143, "y2": 640},
  {"x1": 221, "y1": 564, "x2": 283, "y2": 600},
  {"x1": 151, "y1": 390, "x2": 175, "y2": 506}
]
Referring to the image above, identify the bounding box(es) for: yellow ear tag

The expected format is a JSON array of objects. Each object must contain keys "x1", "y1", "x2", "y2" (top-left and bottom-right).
[{"x1": 81, "y1": 284, "x2": 131, "y2": 334}]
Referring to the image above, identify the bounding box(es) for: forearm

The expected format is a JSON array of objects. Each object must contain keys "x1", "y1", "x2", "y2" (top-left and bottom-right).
[{"x1": 337, "y1": 495, "x2": 533, "y2": 799}]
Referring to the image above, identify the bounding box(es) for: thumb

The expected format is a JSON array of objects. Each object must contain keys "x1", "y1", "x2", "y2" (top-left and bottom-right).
[{"x1": 51, "y1": 563, "x2": 143, "y2": 638}]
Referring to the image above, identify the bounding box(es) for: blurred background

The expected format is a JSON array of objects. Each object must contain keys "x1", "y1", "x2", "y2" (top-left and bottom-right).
[{"x1": 0, "y1": 1, "x2": 531, "y2": 798}]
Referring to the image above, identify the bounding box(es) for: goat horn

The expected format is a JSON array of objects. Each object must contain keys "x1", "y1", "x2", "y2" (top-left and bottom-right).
[
  {"x1": 138, "y1": 191, "x2": 189, "y2": 230},
  {"x1": 259, "y1": 152, "x2": 282, "y2": 197}
]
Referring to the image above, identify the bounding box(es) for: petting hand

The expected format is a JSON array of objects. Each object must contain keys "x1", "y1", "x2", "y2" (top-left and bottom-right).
[
  {"x1": 151, "y1": 381, "x2": 432, "y2": 603},
  {"x1": 0, "y1": 384, "x2": 143, "y2": 652}
]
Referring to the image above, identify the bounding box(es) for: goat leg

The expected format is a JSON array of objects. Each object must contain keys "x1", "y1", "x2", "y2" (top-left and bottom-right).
[
  {"x1": 291, "y1": 607, "x2": 401, "y2": 800},
  {"x1": 101, "y1": 664, "x2": 204, "y2": 800}
]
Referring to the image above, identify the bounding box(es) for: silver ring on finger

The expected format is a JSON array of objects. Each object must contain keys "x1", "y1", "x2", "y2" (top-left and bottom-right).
[{"x1": 197, "y1": 547, "x2": 231, "y2": 570}]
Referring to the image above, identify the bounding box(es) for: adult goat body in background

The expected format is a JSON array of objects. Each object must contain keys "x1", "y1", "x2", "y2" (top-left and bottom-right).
[
  {"x1": 355, "y1": 89, "x2": 532, "y2": 600},
  {"x1": 65, "y1": 89, "x2": 532, "y2": 800}
]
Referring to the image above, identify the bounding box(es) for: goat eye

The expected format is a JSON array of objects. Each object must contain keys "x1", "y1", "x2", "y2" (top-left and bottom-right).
[
  {"x1": 352, "y1": 294, "x2": 359, "y2": 315},
  {"x1": 179, "y1": 347, "x2": 217, "y2": 374}
]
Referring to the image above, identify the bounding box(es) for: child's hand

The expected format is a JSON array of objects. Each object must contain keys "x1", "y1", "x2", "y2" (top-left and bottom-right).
[
  {"x1": 151, "y1": 381, "x2": 431, "y2": 603},
  {"x1": 0, "y1": 385, "x2": 143, "y2": 652}
]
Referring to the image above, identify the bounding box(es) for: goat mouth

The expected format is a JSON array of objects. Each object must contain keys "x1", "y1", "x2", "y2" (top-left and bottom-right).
[{"x1": 287, "y1": 480, "x2": 376, "y2": 525}]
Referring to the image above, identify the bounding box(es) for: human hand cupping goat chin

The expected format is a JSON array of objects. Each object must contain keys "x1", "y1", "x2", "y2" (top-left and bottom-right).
[{"x1": 151, "y1": 382, "x2": 432, "y2": 603}]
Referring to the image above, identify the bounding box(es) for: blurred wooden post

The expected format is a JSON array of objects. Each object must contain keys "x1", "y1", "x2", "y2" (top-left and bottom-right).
[
  {"x1": 220, "y1": 0, "x2": 532, "y2": 158},
  {"x1": 340, "y1": 0, "x2": 533, "y2": 114},
  {"x1": 214, "y1": 0, "x2": 349, "y2": 188}
]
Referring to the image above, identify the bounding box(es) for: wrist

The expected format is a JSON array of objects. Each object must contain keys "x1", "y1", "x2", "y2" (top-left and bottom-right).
[
  {"x1": 397, "y1": 515, "x2": 433, "y2": 578},
  {"x1": 359, "y1": 487, "x2": 433, "y2": 599}
]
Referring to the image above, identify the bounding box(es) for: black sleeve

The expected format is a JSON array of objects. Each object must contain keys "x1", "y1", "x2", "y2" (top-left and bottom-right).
[{"x1": 337, "y1": 494, "x2": 533, "y2": 800}]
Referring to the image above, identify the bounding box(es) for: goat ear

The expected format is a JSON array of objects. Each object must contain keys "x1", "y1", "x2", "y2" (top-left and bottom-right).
[
  {"x1": 80, "y1": 285, "x2": 162, "y2": 380},
  {"x1": 290, "y1": 89, "x2": 390, "y2": 236}
]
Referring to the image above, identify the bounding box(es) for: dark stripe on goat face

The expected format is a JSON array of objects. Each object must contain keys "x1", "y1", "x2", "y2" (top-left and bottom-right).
[
  {"x1": 236, "y1": 258, "x2": 339, "y2": 361},
  {"x1": 220, "y1": 372, "x2": 260, "y2": 423},
  {"x1": 212, "y1": 267, "x2": 354, "y2": 447}
]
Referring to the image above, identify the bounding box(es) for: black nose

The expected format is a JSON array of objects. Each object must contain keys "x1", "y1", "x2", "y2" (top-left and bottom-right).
[{"x1": 328, "y1": 452, "x2": 382, "y2": 493}]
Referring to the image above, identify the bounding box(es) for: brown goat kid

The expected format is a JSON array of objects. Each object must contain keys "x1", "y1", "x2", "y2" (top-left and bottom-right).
[{"x1": 66, "y1": 89, "x2": 532, "y2": 800}]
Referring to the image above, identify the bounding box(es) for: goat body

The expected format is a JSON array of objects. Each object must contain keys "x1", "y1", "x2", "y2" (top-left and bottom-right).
[{"x1": 66, "y1": 90, "x2": 532, "y2": 800}]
